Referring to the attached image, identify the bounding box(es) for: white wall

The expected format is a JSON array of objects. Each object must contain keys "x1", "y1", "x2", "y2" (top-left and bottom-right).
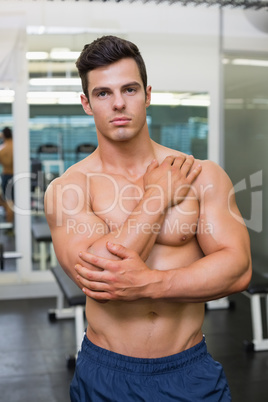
[{"x1": 223, "y1": 8, "x2": 268, "y2": 52}]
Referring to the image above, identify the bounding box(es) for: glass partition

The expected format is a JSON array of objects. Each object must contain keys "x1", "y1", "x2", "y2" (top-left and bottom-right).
[
  {"x1": 223, "y1": 54, "x2": 268, "y2": 260},
  {"x1": 148, "y1": 104, "x2": 208, "y2": 160}
]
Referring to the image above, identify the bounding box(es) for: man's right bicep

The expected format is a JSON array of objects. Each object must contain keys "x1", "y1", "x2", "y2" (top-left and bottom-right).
[{"x1": 45, "y1": 175, "x2": 109, "y2": 280}]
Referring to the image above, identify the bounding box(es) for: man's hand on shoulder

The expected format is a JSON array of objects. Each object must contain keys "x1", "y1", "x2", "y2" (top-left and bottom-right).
[{"x1": 143, "y1": 155, "x2": 202, "y2": 210}]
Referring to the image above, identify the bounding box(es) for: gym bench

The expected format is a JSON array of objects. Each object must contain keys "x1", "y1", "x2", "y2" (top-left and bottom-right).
[
  {"x1": 0, "y1": 221, "x2": 23, "y2": 270},
  {"x1": 0, "y1": 239, "x2": 22, "y2": 271},
  {"x1": 243, "y1": 270, "x2": 268, "y2": 352},
  {"x1": 48, "y1": 264, "x2": 86, "y2": 368},
  {"x1": 32, "y1": 222, "x2": 57, "y2": 270}
]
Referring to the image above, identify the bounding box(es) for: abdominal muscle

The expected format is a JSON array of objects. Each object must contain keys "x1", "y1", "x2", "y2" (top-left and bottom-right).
[{"x1": 85, "y1": 237, "x2": 205, "y2": 358}]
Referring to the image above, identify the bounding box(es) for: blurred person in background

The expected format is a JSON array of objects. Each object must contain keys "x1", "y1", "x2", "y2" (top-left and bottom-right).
[{"x1": 0, "y1": 127, "x2": 14, "y2": 223}]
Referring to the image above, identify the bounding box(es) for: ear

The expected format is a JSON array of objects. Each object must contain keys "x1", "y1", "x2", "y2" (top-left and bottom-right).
[
  {"x1": 145, "y1": 85, "x2": 152, "y2": 108},
  {"x1": 80, "y1": 94, "x2": 93, "y2": 116}
]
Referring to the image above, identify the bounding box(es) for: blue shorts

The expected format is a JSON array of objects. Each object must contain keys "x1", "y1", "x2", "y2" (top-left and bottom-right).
[{"x1": 70, "y1": 334, "x2": 231, "y2": 402}]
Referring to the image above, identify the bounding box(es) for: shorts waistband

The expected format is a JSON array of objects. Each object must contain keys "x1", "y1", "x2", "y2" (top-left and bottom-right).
[{"x1": 80, "y1": 335, "x2": 207, "y2": 375}]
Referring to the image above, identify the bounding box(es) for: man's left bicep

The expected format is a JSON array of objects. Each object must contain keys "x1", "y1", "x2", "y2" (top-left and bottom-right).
[{"x1": 196, "y1": 178, "x2": 250, "y2": 258}]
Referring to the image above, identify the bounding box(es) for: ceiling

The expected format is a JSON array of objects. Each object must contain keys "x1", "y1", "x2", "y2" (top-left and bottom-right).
[{"x1": 1, "y1": 0, "x2": 268, "y2": 8}]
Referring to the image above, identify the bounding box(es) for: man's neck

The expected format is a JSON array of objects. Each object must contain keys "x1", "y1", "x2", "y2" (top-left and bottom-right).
[{"x1": 98, "y1": 136, "x2": 156, "y2": 179}]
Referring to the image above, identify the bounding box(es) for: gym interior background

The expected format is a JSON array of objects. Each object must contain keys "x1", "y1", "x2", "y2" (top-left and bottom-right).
[{"x1": 0, "y1": 1, "x2": 268, "y2": 401}]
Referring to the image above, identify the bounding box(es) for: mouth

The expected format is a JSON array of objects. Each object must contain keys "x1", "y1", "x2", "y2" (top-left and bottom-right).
[{"x1": 110, "y1": 117, "x2": 131, "y2": 126}]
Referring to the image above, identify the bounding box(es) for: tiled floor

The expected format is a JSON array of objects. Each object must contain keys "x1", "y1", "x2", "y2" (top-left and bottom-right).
[
  {"x1": 0, "y1": 292, "x2": 268, "y2": 402},
  {"x1": 0, "y1": 298, "x2": 75, "y2": 402}
]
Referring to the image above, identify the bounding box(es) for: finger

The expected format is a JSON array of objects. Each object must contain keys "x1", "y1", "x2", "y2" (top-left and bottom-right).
[
  {"x1": 80, "y1": 277, "x2": 110, "y2": 292},
  {"x1": 75, "y1": 264, "x2": 105, "y2": 282},
  {"x1": 146, "y1": 159, "x2": 159, "y2": 174},
  {"x1": 171, "y1": 155, "x2": 187, "y2": 169},
  {"x1": 82, "y1": 287, "x2": 113, "y2": 301},
  {"x1": 76, "y1": 258, "x2": 103, "y2": 272},
  {"x1": 78, "y1": 251, "x2": 114, "y2": 270},
  {"x1": 106, "y1": 242, "x2": 134, "y2": 260},
  {"x1": 161, "y1": 155, "x2": 177, "y2": 167},
  {"x1": 179, "y1": 155, "x2": 195, "y2": 174},
  {"x1": 186, "y1": 164, "x2": 202, "y2": 183}
]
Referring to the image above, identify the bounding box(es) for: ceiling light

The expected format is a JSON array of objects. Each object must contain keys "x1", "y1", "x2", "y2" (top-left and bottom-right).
[
  {"x1": 252, "y1": 98, "x2": 268, "y2": 105},
  {"x1": 180, "y1": 99, "x2": 210, "y2": 107},
  {"x1": 232, "y1": 59, "x2": 268, "y2": 67},
  {"x1": 0, "y1": 90, "x2": 15, "y2": 103},
  {"x1": 29, "y1": 78, "x2": 81, "y2": 86},
  {"x1": 26, "y1": 52, "x2": 49, "y2": 60},
  {"x1": 27, "y1": 26, "x2": 46, "y2": 35},
  {"x1": 27, "y1": 26, "x2": 125, "y2": 35},
  {"x1": 27, "y1": 91, "x2": 81, "y2": 105},
  {"x1": 151, "y1": 92, "x2": 210, "y2": 107},
  {"x1": 151, "y1": 92, "x2": 189, "y2": 106},
  {"x1": 50, "y1": 49, "x2": 81, "y2": 60},
  {"x1": 26, "y1": 50, "x2": 80, "y2": 61}
]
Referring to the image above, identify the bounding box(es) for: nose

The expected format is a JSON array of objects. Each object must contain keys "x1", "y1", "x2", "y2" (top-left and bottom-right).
[{"x1": 113, "y1": 92, "x2": 125, "y2": 111}]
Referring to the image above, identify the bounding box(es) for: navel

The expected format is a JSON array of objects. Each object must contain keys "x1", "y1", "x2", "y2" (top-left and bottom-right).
[{"x1": 147, "y1": 311, "x2": 158, "y2": 320}]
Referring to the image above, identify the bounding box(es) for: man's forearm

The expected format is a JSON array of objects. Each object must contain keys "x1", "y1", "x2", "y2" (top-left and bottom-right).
[
  {"x1": 150, "y1": 249, "x2": 252, "y2": 303},
  {"x1": 88, "y1": 187, "x2": 167, "y2": 260}
]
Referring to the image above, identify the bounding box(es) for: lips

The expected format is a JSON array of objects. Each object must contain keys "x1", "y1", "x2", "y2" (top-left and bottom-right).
[{"x1": 110, "y1": 117, "x2": 131, "y2": 125}]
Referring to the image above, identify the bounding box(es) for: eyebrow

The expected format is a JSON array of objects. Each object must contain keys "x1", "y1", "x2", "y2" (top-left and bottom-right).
[
  {"x1": 91, "y1": 81, "x2": 142, "y2": 96},
  {"x1": 122, "y1": 81, "x2": 141, "y2": 90}
]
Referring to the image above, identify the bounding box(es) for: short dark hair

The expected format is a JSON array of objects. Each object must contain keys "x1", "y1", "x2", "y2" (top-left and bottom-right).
[
  {"x1": 2, "y1": 127, "x2": 12, "y2": 139},
  {"x1": 76, "y1": 35, "x2": 147, "y2": 100}
]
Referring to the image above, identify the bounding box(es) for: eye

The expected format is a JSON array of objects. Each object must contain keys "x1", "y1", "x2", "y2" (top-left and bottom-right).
[
  {"x1": 97, "y1": 91, "x2": 108, "y2": 98},
  {"x1": 125, "y1": 87, "x2": 136, "y2": 94}
]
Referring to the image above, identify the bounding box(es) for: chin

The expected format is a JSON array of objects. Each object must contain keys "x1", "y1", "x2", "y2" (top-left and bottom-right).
[{"x1": 113, "y1": 131, "x2": 135, "y2": 142}]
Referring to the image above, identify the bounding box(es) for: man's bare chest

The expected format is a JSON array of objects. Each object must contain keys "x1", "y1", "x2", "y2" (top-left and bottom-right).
[{"x1": 89, "y1": 173, "x2": 200, "y2": 246}]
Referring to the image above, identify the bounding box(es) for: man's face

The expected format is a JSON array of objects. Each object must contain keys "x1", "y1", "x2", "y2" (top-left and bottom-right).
[{"x1": 80, "y1": 58, "x2": 151, "y2": 142}]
